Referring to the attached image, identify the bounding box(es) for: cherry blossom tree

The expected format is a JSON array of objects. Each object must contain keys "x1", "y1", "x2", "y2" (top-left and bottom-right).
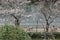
[
  {"x1": 0, "y1": 0, "x2": 31, "y2": 26},
  {"x1": 40, "y1": 0, "x2": 60, "y2": 40}
]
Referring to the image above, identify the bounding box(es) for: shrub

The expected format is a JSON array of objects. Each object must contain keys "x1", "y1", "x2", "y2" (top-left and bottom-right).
[
  {"x1": 28, "y1": 32, "x2": 60, "y2": 39},
  {"x1": 53, "y1": 32, "x2": 60, "y2": 39},
  {"x1": 28, "y1": 32, "x2": 42, "y2": 39},
  {"x1": 0, "y1": 24, "x2": 31, "y2": 40}
]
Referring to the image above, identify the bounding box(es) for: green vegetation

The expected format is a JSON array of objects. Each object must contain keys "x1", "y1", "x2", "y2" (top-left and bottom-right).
[
  {"x1": 0, "y1": 24, "x2": 31, "y2": 40},
  {"x1": 0, "y1": 24, "x2": 60, "y2": 40},
  {"x1": 30, "y1": 0, "x2": 39, "y2": 3},
  {"x1": 32, "y1": 39, "x2": 42, "y2": 40},
  {"x1": 53, "y1": 32, "x2": 60, "y2": 38},
  {"x1": 28, "y1": 32, "x2": 60, "y2": 39},
  {"x1": 28, "y1": 32, "x2": 42, "y2": 38},
  {"x1": 32, "y1": 39, "x2": 60, "y2": 40}
]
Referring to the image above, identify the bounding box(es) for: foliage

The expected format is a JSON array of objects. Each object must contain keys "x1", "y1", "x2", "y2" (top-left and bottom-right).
[
  {"x1": 28, "y1": 32, "x2": 60, "y2": 39},
  {"x1": 30, "y1": 0, "x2": 39, "y2": 3},
  {"x1": 53, "y1": 32, "x2": 60, "y2": 39},
  {"x1": 0, "y1": 24, "x2": 31, "y2": 40},
  {"x1": 28, "y1": 32, "x2": 42, "y2": 39}
]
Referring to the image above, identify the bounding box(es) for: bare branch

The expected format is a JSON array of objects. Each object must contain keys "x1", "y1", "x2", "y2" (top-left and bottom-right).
[
  {"x1": 49, "y1": 13, "x2": 59, "y2": 25},
  {"x1": 10, "y1": 13, "x2": 18, "y2": 20}
]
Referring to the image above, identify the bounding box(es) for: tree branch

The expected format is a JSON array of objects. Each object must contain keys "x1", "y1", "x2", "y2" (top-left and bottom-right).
[
  {"x1": 49, "y1": 14, "x2": 58, "y2": 25},
  {"x1": 10, "y1": 14, "x2": 18, "y2": 20}
]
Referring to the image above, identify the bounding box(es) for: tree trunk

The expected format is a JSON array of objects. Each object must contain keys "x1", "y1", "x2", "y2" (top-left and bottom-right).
[
  {"x1": 46, "y1": 24, "x2": 49, "y2": 32},
  {"x1": 45, "y1": 22, "x2": 49, "y2": 40},
  {"x1": 36, "y1": 26, "x2": 38, "y2": 32},
  {"x1": 15, "y1": 19, "x2": 20, "y2": 27}
]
